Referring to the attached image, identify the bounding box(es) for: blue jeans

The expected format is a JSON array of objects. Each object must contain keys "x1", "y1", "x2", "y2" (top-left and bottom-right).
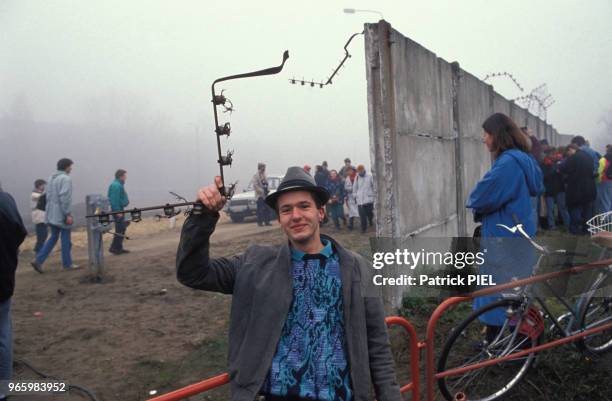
[
  {"x1": 110, "y1": 215, "x2": 128, "y2": 252},
  {"x1": 34, "y1": 222, "x2": 48, "y2": 253},
  {"x1": 0, "y1": 298, "x2": 12, "y2": 389},
  {"x1": 256, "y1": 198, "x2": 271, "y2": 225},
  {"x1": 596, "y1": 181, "x2": 612, "y2": 214},
  {"x1": 358, "y1": 203, "x2": 374, "y2": 232},
  {"x1": 545, "y1": 193, "x2": 570, "y2": 229},
  {"x1": 35, "y1": 225, "x2": 73, "y2": 268},
  {"x1": 329, "y1": 202, "x2": 344, "y2": 228},
  {"x1": 569, "y1": 202, "x2": 592, "y2": 235}
]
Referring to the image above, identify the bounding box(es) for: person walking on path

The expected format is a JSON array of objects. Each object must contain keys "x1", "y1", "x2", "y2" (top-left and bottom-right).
[
  {"x1": 176, "y1": 167, "x2": 401, "y2": 401},
  {"x1": 31, "y1": 158, "x2": 79, "y2": 273},
  {"x1": 353, "y1": 165, "x2": 375, "y2": 233},
  {"x1": 0, "y1": 184, "x2": 27, "y2": 401},
  {"x1": 325, "y1": 169, "x2": 346, "y2": 229},
  {"x1": 252, "y1": 162, "x2": 271, "y2": 226},
  {"x1": 31, "y1": 179, "x2": 48, "y2": 253},
  {"x1": 343, "y1": 166, "x2": 359, "y2": 230},
  {"x1": 108, "y1": 169, "x2": 130, "y2": 254}
]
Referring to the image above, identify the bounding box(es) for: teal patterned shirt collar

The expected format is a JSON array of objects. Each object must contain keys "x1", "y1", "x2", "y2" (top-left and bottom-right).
[{"x1": 290, "y1": 238, "x2": 333, "y2": 262}]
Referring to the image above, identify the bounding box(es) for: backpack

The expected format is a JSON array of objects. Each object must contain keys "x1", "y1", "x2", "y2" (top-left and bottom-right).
[{"x1": 36, "y1": 193, "x2": 47, "y2": 211}]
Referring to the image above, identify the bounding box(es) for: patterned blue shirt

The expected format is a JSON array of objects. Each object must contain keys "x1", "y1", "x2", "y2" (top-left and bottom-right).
[{"x1": 261, "y1": 239, "x2": 352, "y2": 401}]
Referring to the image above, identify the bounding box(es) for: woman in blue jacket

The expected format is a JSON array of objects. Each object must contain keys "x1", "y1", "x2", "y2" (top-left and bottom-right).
[{"x1": 466, "y1": 113, "x2": 544, "y2": 339}]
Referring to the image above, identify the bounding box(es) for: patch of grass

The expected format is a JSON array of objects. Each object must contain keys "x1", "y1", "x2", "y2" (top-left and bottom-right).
[{"x1": 128, "y1": 336, "x2": 231, "y2": 401}]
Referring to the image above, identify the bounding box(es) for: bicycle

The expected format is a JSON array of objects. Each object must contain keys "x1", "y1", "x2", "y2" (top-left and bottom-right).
[{"x1": 437, "y1": 213, "x2": 612, "y2": 401}]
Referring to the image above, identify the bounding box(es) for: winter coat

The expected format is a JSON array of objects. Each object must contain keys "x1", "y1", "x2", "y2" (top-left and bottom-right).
[
  {"x1": 467, "y1": 149, "x2": 543, "y2": 325},
  {"x1": 326, "y1": 177, "x2": 346, "y2": 204},
  {"x1": 540, "y1": 161, "x2": 565, "y2": 197},
  {"x1": 354, "y1": 172, "x2": 375, "y2": 205},
  {"x1": 31, "y1": 190, "x2": 46, "y2": 224},
  {"x1": 0, "y1": 191, "x2": 27, "y2": 302},
  {"x1": 45, "y1": 170, "x2": 73, "y2": 229},
  {"x1": 344, "y1": 176, "x2": 359, "y2": 218},
  {"x1": 467, "y1": 149, "x2": 544, "y2": 238},
  {"x1": 108, "y1": 179, "x2": 129, "y2": 211},
  {"x1": 598, "y1": 152, "x2": 612, "y2": 183},
  {"x1": 314, "y1": 169, "x2": 329, "y2": 188},
  {"x1": 580, "y1": 145, "x2": 601, "y2": 175},
  {"x1": 559, "y1": 150, "x2": 597, "y2": 207},
  {"x1": 251, "y1": 172, "x2": 268, "y2": 199}
]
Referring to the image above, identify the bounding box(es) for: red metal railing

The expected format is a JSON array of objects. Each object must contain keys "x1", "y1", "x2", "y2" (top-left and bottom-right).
[
  {"x1": 385, "y1": 316, "x2": 422, "y2": 400},
  {"x1": 148, "y1": 316, "x2": 421, "y2": 401},
  {"x1": 425, "y1": 257, "x2": 612, "y2": 401},
  {"x1": 148, "y1": 374, "x2": 229, "y2": 401}
]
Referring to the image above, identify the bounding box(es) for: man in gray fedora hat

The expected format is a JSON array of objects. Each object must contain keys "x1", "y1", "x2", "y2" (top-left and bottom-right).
[{"x1": 176, "y1": 166, "x2": 400, "y2": 401}]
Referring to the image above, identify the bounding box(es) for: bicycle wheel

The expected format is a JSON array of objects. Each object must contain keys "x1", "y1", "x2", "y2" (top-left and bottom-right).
[
  {"x1": 437, "y1": 299, "x2": 538, "y2": 401},
  {"x1": 576, "y1": 270, "x2": 612, "y2": 353}
]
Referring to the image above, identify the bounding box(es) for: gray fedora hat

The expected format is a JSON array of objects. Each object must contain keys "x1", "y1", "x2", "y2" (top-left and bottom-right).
[{"x1": 265, "y1": 166, "x2": 330, "y2": 209}]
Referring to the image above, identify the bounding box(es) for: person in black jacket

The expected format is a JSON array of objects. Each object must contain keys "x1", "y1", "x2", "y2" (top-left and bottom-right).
[
  {"x1": 559, "y1": 144, "x2": 597, "y2": 235},
  {"x1": 541, "y1": 149, "x2": 570, "y2": 230},
  {"x1": 0, "y1": 184, "x2": 27, "y2": 400}
]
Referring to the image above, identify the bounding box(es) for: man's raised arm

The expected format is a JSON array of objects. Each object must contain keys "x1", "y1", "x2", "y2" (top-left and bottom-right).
[{"x1": 176, "y1": 177, "x2": 241, "y2": 294}]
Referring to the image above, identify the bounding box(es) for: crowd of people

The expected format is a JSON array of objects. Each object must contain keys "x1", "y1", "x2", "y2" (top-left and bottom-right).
[
  {"x1": 467, "y1": 113, "x2": 611, "y2": 346},
  {"x1": 27, "y1": 159, "x2": 132, "y2": 276},
  {"x1": 525, "y1": 131, "x2": 611, "y2": 235},
  {"x1": 0, "y1": 159, "x2": 131, "y2": 400},
  {"x1": 251, "y1": 158, "x2": 376, "y2": 233}
]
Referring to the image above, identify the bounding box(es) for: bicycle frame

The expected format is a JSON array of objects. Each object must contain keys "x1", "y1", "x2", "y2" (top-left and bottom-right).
[
  {"x1": 494, "y1": 249, "x2": 610, "y2": 355},
  {"x1": 493, "y1": 223, "x2": 611, "y2": 338}
]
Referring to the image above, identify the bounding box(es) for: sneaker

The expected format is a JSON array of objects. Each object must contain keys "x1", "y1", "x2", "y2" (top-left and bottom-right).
[
  {"x1": 64, "y1": 264, "x2": 82, "y2": 270},
  {"x1": 30, "y1": 261, "x2": 43, "y2": 274},
  {"x1": 109, "y1": 248, "x2": 122, "y2": 255}
]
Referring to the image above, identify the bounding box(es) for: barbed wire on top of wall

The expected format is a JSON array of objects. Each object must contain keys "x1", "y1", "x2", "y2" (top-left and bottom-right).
[
  {"x1": 483, "y1": 72, "x2": 555, "y2": 120},
  {"x1": 483, "y1": 72, "x2": 524, "y2": 92}
]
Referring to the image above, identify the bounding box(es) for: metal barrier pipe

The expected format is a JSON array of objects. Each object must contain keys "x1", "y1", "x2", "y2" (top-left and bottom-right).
[
  {"x1": 147, "y1": 373, "x2": 229, "y2": 401},
  {"x1": 147, "y1": 317, "x2": 419, "y2": 401},
  {"x1": 425, "y1": 257, "x2": 612, "y2": 401},
  {"x1": 385, "y1": 316, "x2": 420, "y2": 400}
]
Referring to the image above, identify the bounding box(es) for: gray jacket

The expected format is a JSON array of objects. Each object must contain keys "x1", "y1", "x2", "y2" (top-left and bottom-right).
[
  {"x1": 45, "y1": 170, "x2": 73, "y2": 229},
  {"x1": 354, "y1": 173, "x2": 375, "y2": 206},
  {"x1": 176, "y1": 213, "x2": 401, "y2": 401}
]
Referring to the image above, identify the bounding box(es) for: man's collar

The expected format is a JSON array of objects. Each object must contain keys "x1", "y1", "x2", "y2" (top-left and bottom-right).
[{"x1": 290, "y1": 238, "x2": 333, "y2": 262}]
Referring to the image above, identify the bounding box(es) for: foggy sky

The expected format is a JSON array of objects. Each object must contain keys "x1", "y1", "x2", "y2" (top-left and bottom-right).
[{"x1": 1, "y1": 0, "x2": 611, "y2": 218}]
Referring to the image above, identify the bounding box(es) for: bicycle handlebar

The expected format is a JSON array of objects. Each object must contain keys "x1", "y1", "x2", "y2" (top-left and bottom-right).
[
  {"x1": 496, "y1": 223, "x2": 549, "y2": 254},
  {"x1": 496, "y1": 223, "x2": 588, "y2": 258}
]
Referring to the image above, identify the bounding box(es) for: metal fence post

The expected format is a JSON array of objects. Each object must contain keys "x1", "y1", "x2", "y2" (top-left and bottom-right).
[{"x1": 86, "y1": 194, "x2": 110, "y2": 280}]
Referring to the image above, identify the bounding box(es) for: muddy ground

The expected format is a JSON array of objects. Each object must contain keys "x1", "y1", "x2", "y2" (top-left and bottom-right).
[{"x1": 10, "y1": 217, "x2": 612, "y2": 401}]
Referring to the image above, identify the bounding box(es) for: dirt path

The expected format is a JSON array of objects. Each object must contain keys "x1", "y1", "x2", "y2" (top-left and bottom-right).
[{"x1": 12, "y1": 217, "x2": 286, "y2": 401}]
